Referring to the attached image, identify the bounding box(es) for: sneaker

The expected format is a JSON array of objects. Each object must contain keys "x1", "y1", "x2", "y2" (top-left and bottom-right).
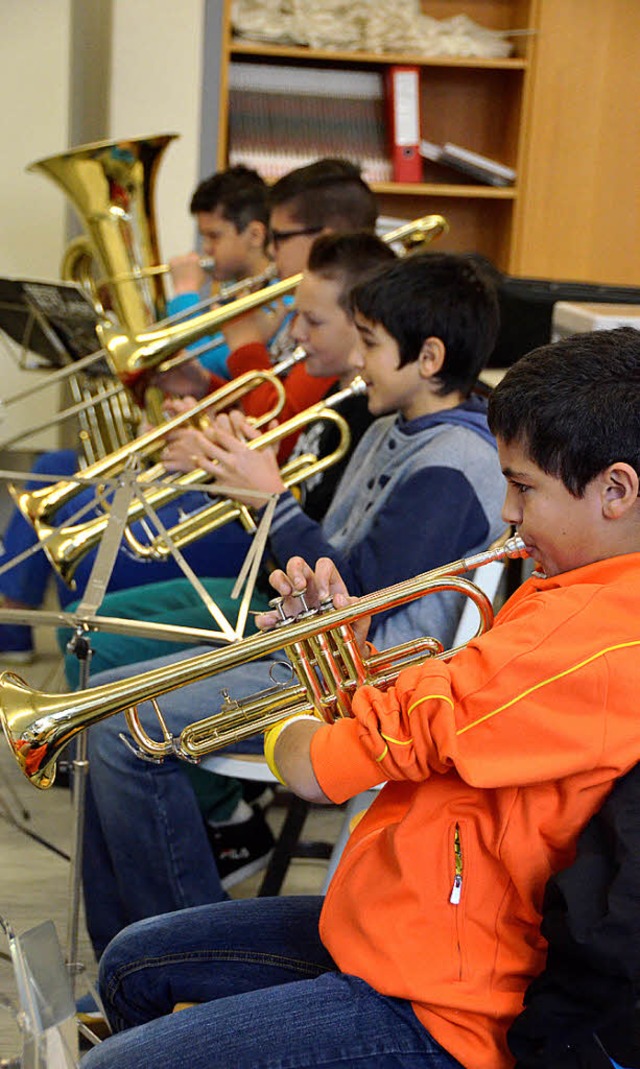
[
  {"x1": 207, "y1": 806, "x2": 275, "y2": 889},
  {"x1": 241, "y1": 782, "x2": 276, "y2": 811},
  {"x1": 0, "y1": 622, "x2": 34, "y2": 664}
]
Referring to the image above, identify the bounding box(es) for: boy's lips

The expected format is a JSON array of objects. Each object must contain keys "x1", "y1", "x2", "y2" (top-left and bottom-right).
[{"x1": 518, "y1": 534, "x2": 537, "y2": 558}]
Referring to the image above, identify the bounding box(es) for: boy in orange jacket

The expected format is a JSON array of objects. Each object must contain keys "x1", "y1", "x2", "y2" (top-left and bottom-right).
[{"x1": 80, "y1": 326, "x2": 640, "y2": 1069}]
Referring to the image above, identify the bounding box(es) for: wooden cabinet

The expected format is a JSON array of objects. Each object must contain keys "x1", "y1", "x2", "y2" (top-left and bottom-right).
[{"x1": 215, "y1": 0, "x2": 639, "y2": 285}]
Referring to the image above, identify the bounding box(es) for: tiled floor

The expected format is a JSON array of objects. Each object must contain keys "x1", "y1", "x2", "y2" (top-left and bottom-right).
[{"x1": 0, "y1": 627, "x2": 342, "y2": 1064}]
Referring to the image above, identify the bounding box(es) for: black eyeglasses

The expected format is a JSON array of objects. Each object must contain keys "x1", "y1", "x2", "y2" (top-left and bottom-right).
[{"x1": 268, "y1": 225, "x2": 323, "y2": 249}]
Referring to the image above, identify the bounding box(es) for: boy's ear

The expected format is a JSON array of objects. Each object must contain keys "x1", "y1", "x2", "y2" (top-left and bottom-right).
[
  {"x1": 246, "y1": 220, "x2": 268, "y2": 248},
  {"x1": 601, "y1": 462, "x2": 640, "y2": 518},
  {"x1": 417, "y1": 336, "x2": 446, "y2": 380}
]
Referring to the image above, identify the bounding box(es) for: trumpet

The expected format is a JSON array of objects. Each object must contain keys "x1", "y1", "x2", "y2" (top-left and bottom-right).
[
  {"x1": 41, "y1": 376, "x2": 366, "y2": 586},
  {"x1": 8, "y1": 346, "x2": 304, "y2": 537},
  {"x1": 0, "y1": 534, "x2": 527, "y2": 789},
  {"x1": 94, "y1": 213, "x2": 448, "y2": 386},
  {"x1": 108, "y1": 255, "x2": 216, "y2": 283}
]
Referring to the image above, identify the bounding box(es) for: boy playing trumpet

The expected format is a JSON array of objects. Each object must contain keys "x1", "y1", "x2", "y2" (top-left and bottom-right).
[{"x1": 84, "y1": 326, "x2": 640, "y2": 1069}]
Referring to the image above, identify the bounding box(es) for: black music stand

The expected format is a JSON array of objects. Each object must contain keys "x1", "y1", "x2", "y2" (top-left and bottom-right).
[{"x1": 0, "y1": 277, "x2": 103, "y2": 371}]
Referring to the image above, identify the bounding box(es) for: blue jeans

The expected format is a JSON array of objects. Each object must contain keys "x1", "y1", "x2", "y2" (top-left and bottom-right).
[
  {"x1": 83, "y1": 646, "x2": 292, "y2": 959},
  {"x1": 81, "y1": 897, "x2": 463, "y2": 1069}
]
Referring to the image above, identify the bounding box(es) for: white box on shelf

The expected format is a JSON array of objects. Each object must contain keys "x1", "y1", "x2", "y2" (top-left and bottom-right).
[{"x1": 552, "y1": 302, "x2": 640, "y2": 341}]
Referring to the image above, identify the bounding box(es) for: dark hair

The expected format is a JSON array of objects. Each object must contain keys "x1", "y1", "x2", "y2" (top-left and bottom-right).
[
  {"x1": 269, "y1": 158, "x2": 378, "y2": 231},
  {"x1": 190, "y1": 165, "x2": 268, "y2": 231},
  {"x1": 350, "y1": 252, "x2": 500, "y2": 397},
  {"x1": 306, "y1": 231, "x2": 397, "y2": 310},
  {"x1": 488, "y1": 326, "x2": 640, "y2": 496}
]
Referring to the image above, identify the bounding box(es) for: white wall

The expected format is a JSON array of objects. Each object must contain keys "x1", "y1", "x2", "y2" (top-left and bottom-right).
[
  {"x1": 0, "y1": 0, "x2": 210, "y2": 450},
  {"x1": 110, "y1": 0, "x2": 207, "y2": 263},
  {"x1": 0, "y1": 1, "x2": 71, "y2": 280},
  {"x1": 0, "y1": 0, "x2": 72, "y2": 448}
]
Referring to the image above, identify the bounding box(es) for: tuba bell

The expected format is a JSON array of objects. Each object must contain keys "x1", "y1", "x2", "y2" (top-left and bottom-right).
[{"x1": 28, "y1": 133, "x2": 179, "y2": 331}]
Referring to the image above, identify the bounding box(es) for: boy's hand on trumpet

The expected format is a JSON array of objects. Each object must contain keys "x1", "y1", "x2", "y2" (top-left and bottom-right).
[
  {"x1": 259, "y1": 555, "x2": 371, "y2": 801},
  {"x1": 195, "y1": 410, "x2": 287, "y2": 504},
  {"x1": 161, "y1": 425, "x2": 214, "y2": 474},
  {"x1": 169, "y1": 251, "x2": 209, "y2": 295},
  {"x1": 256, "y1": 555, "x2": 372, "y2": 656}
]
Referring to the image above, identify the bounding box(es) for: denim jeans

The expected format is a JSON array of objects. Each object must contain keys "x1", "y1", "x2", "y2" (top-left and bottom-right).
[
  {"x1": 81, "y1": 897, "x2": 464, "y2": 1069},
  {"x1": 82, "y1": 646, "x2": 294, "y2": 959}
]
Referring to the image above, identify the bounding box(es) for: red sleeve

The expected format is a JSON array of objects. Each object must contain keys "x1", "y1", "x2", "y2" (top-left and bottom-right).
[
  {"x1": 225, "y1": 344, "x2": 337, "y2": 461},
  {"x1": 227, "y1": 342, "x2": 271, "y2": 377},
  {"x1": 206, "y1": 371, "x2": 226, "y2": 394}
]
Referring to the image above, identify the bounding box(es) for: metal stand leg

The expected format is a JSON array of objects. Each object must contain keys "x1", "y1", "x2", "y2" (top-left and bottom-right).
[{"x1": 64, "y1": 628, "x2": 93, "y2": 999}]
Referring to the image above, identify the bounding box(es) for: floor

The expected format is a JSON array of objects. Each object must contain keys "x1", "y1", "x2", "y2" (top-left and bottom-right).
[{"x1": 0, "y1": 624, "x2": 343, "y2": 1065}]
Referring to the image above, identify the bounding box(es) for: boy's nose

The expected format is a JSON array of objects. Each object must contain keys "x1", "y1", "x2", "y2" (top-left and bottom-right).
[
  {"x1": 289, "y1": 311, "x2": 305, "y2": 344},
  {"x1": 501, "y1": 487, "x2": 521, "y2": 527},
  {"x1": 347, "y1": 341, "x2": 364, "y2": 370}
]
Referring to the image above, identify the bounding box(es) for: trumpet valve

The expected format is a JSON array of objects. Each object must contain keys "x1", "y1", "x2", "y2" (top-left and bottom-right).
[
  {"x1": 268, "y1": 596, "x2": 295, "y2": 626},
  {"x1": 291, "y1": 588, "x2": 316, "y2": 619}
]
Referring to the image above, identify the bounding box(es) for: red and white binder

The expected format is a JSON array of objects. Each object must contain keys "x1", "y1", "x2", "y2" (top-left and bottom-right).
[{"x1": 386, "y1": 66, "x2": 422, "y2": 183}]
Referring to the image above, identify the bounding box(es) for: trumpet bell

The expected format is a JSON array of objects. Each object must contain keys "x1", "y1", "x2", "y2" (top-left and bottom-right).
[{"x1": 0, "y1": 672, "x2": 66, "y2": 789}]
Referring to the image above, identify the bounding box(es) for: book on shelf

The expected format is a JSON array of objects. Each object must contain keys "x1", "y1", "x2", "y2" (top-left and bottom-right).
[
  {"x1": 227, "y1": 62, "x2": 392, "y2": 184},
  {"x1": 385, "y1": 66, "x2": 422, "y2": 183},
  {"x1": 420, "y1": 140, "x2": 516, "y2": 187}
]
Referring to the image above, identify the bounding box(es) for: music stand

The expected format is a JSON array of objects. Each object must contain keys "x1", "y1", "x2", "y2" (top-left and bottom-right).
[
  {"x1": 0, "y1": 277, "x2": 104, "y2": 372},
  {"x1": 0, "y1": 460, "x2": 275, "y2": 996}
]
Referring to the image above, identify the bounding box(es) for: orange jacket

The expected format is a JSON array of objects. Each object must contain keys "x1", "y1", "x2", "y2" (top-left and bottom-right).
[
  {"x1": 207, "y1": 342, "x2": 336, "y2": 461},
  {"x1": 311, "y1": 553, "x2": 640, "y2": 1069}
]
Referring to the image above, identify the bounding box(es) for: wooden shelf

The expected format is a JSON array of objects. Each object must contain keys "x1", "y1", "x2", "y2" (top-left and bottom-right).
[
  {"x1": 218, "y1": 0, "x2": 534, "y2": 270},
  {"x1": 218, "y1": 2, "x2": 640, "y2": 282},
  {"x1": 230, "y1": 40, "x2": 528, "y2": 71},
  {"x1": 372, "y1": 182, "x2": 517, "y2": 200}
]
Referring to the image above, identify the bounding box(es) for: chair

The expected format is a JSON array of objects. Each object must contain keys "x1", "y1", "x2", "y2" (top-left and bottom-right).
[{"x1": 199, "y1": 556, "x2": 507, "y2": 894}]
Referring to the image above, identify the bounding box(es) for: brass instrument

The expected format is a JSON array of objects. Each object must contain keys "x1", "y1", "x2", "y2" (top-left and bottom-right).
[
  {"x1": 29, "y1": 134, "x2": 300, "y2": 387},
  {"x1": 8, "y1": 208, "x2": 447, "y2": 530},
  {"x1": 43, "y1": 376, "x2": 367, "y2": 586},
  {"x1": 29, "y1": 133, "x2": 178, "y2": 329},
  {"x1": 0, "y1": 534, "x2": 526, "y2": 789},
  {"x1": 25, "y1": 134, "x2": 178, "y2": 460},
  {"x1": 8, "y1": 353, "x2": 298, "y2": 532},
  {"x1": 25, "y1": 135, "x2": 281, "y2": 456},
  {"x1": 93, "y1": 213, "x2": 447, "y2": 387}
]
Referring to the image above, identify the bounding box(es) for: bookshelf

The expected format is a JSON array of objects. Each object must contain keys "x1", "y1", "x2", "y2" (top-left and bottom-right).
[{"x1": 215, "y1": 0, "x2": 640, "y2": 284}]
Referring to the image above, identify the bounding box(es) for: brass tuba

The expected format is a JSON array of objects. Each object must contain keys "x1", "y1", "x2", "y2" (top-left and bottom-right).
[
  {"x1": 26, "y1": 134, "x2": 180, "y2": 458},
  {"x1": 28, "y1": 133, "x2": 178, "y2": 330},
  {"x1": 0, "y1": 534, "x2": 526, "y2": 789}
]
